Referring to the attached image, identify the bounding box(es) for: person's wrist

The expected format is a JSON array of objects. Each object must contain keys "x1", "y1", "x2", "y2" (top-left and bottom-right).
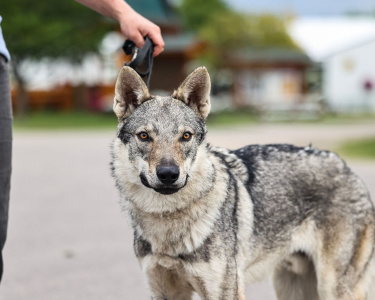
[{"x1": 112, "y1": 0, "x2": 135, "y2": 22}]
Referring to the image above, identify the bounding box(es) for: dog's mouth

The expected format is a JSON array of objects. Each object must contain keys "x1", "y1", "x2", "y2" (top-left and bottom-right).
[
  {"x1": 140, "y1": 174, "x2": 152, "y2": 188},
  {"x1": 153, "y1": 187, "x2": 180, "y2": 195},
  {"x1": 139, "y1": 174, "x2": 189, "y2": 195}
]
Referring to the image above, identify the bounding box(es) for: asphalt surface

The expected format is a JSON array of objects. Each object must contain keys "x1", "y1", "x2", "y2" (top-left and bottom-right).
[{"x1": 2, "y1": 122, "x2": 375, "y2": 300}]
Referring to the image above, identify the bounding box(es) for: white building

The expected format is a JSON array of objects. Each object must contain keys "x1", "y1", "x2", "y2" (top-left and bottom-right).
[
  {"x1": 324, "y1": 38, "x2": 375, "y2": 112},
  {"x1": 289, "y1": 17, "x2": 375, "y2": 113}
]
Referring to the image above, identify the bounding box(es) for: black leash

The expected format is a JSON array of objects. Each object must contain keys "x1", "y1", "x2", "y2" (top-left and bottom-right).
[{"x1": 122, "y1": 36, "x2": 154, "y2": 88}]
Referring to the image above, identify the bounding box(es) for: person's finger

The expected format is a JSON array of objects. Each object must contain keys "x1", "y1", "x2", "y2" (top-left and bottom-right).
[
  {"x1": 148, "y1": 30, "x2": 165, "y2": 57},
  {"x1": 130, "y1": 31, "x2": 145, "y2": 49},
  {"x1": 153, "y1": 44, "x2": 164, "y2": 57}
]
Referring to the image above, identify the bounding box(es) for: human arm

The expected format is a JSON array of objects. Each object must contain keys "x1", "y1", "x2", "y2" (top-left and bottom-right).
[{"x1": 74, "y1": 0, "x2": 165, "y2": 56}]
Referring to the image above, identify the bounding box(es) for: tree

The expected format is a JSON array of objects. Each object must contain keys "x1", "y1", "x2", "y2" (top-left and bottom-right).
[
  {"x1": 198, "y1": 12, "x2": 301, "y2": 67},
  {"x1": 1, "y1": 0, "x2": 113, "y2": 116},
  {"x1": 179, "y1": 0, "x2": 301, "y2": 68},
  {"x1": 178, "y1": 0, "x2": 228, "y2": 31}
]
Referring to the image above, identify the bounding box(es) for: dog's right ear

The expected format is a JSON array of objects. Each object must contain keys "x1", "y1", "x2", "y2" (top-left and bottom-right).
[{"x1": 113, "y1": 66, "x2": 150, "y2": 120}]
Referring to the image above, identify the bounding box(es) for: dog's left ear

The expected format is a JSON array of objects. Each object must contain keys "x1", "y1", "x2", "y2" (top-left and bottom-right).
[
  {"x1": 172, "y1": 66, "x2": 211, "y2": 119},
  {"x1": 113, "y1": 66, "x2": 150, "y2": 120}
]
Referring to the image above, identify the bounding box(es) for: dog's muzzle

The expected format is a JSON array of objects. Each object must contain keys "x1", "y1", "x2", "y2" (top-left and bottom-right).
[{"x1": 139, "y1": 173, "x2": 189, "y2": 195}]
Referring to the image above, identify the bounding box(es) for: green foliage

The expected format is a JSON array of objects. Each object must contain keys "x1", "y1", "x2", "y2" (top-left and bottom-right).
[
  {"x1": 1, "y1": 0, "x2": 113, "y2": 61},
  {"x1": 199, "y1": 10, "x2": 253, "y2": 49},
  {"x1": 199, "y1": 12, "x2": 300, "y2": 57},
  {"x1": 179, "y1": 0, "x2": 301, "y2": 67},
  {"x1": 178, "y1": 0, "x2": 228, "y2": 31},
  {"x1": 246, "y1": 14, "x2": 300, "y2": 50}
]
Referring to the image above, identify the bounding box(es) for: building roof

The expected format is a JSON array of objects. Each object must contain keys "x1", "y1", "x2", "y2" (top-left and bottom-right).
[
  {"x1": 228, "y1": 48, "x2": 311, "y2": 67},
  {"x1": 163, "y1": 33, "x2": 198, "y2": 53},
  {"x1": 288, "y1": 17, "x2": 375, "y2": 62},
  {"x1": 324, "y1": 37, "x2": 375, "y2": 59},
  {"x1": 126, "y1": 0, "x2": 179, "y2": 26}
]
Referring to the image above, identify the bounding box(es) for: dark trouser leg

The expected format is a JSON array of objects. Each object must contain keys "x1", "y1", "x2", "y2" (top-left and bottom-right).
[{"x1": 0, "y1": 55, "x2": 12, "y2": 282}]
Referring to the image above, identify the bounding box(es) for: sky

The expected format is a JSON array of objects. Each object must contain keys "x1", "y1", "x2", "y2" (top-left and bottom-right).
[
  {"x1": 225, "y1": 0, "x2": 375, "y2": 15},
  {"x1": 288, "y1": 17, "x2": 375, "y2": 61}
]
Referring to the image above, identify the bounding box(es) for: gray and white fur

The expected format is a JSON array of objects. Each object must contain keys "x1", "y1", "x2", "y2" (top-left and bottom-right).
[{"x1": 111, "y1": 66, "x2": 375, "y2": 300}]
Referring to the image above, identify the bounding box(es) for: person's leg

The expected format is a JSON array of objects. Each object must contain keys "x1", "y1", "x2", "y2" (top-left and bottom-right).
[{"x1": 0, "y1": 55, "x2": 12, "y2": 282}]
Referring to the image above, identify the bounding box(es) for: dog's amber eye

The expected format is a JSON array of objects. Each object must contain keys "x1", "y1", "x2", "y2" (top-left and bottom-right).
[
  {"x1": 182, "y1": 132, "x2": 192, "y2": 141},
  {"x1": 137, "y1": 132, "x2": 149, "y2": 141}
]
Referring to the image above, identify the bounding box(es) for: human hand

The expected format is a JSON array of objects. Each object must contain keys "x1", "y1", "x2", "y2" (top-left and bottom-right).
[
  {"x1": 118, "y1": 10, "x2": 165, "y2": 57},
  {"x1": 74, "y1": 0, "x2": 165, "y2": 56}
]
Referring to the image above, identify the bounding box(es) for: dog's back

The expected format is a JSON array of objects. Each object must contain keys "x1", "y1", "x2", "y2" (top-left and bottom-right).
[
  {"x1": 230, "y1": 143, "x2": 375, "y2": 299},
  {"x1": 232, "y1": 144, "x2": 373, "y2": 243}
]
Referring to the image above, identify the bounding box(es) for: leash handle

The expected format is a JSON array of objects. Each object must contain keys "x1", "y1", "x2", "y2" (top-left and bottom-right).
[{"x1": 122, "y1": 36, "x2": 154, "y2": 88}]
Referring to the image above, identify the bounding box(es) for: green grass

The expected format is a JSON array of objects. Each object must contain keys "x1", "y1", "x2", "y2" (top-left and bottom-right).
[
  {"x1": 12, "y1": 110, "x2": 375, "y2": 161},
  {"x1": 338, "y1": 137, "x2": 375, "y2": 160},
  {"x1": 13, "y1": 111, "x2": 117, "y2": 130},
  {"x1": 208, "y1": 110, "x2": 375, "y2": 126},
  {"x1": 13, "y1": 110, "x2": 258, "y2": 130},
  {"x1": 206, "y1": 110, "x2": 257, "y2": 127},
  {"x1": 12, "y1": 110, "x2": 375, "y2": 133},
  {"x1": 318, "y1": 113, "x2": 375, "y2": 125}
]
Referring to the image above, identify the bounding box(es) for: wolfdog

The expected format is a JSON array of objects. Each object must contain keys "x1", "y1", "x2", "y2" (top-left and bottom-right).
[{"x1": 111, "y1": 66, "x2": 375, "y2": 300}]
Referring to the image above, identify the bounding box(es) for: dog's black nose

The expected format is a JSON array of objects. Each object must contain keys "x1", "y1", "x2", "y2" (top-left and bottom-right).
[{"x1": 157, "y1": 166, "x2": 180, "y2": 185}]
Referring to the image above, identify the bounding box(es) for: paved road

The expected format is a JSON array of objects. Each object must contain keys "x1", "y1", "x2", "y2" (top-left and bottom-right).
[{"x1": 2, "y1": 122, "x2": 375, "y2": 300}]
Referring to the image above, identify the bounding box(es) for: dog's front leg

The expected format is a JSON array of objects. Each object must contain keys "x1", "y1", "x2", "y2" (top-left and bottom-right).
[
  {"x1": 188, "y1": 274, "x2": 245, "y2": 300},
  {"x1": 185, "y1": 257, "x2": 246, "y2": 300},
  {"x1": 191, "y1": 276, "x2": 245, "y2": 300},
  {"x1": 142, "y1": 257, "x2": 193, "y2": 300}
]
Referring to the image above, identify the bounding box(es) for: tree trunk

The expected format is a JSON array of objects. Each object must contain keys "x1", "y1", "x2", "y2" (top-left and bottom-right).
[{"x1": 11, "y1": 59, "x2": 29, "y2": 118}]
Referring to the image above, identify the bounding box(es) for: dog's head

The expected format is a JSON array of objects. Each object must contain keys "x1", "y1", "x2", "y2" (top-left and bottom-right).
[{"x1": 112, "y1": 66, "x2": 211, "y2": 198}]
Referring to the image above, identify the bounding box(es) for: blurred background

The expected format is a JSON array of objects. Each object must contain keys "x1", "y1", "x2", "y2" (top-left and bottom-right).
[
  {"x1": 3, "y1": 0, "x2": 375, "y2": 123},
  {"x1": 1, "y1": 0, "x2": 375, "y2": 299}
]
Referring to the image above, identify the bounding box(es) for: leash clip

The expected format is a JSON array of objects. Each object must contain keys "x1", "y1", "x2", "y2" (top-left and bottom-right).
[
  {"x1": 122, "y1": 36, "x2": 154, "y2": 88},
  {"x1": 131, "y1": 48, "x2": 139, "y2": 62}
]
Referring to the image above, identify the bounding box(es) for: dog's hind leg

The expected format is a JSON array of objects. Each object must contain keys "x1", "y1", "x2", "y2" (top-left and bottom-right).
[
  {"x1": 364, "y1": 257, "x2": 375, "y2": 300},
  {"x1": 273, "y1": 252, "x2": 320, "y2": 300},
  {"x1": 314, "y1": 220, "x2": 375, "y2": 300}
]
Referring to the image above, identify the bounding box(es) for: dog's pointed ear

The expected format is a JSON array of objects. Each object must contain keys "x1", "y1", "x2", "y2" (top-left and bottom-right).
[
  {"x1": 113, "y1": 66, "x2": 150, "y2": 120},
  {"x1": 172, "y1": 66, "x2": 211, "y2": 119}
]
